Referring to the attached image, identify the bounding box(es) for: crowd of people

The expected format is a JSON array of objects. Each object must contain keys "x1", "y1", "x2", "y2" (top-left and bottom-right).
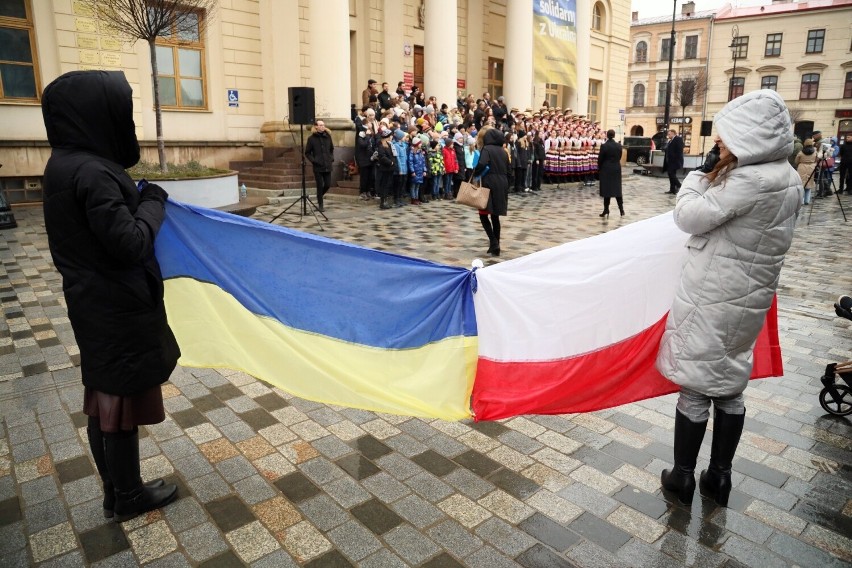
[{"x1": 350, "y1": 80, "x2": 609, "y2": 206}]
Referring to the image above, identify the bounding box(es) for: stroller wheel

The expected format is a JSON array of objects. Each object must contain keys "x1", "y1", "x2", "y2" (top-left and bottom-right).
[{"x1": 819, "y1": 384, "x2": 852, "y2": 416}]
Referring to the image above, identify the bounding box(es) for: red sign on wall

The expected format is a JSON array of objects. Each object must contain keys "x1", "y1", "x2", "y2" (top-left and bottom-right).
[
  {"x1": 403, "y1": 71, "x2": 414, "y2": 90},
  {"x1": 457, "y1": 79, "x2": 466, "y2": 89}
]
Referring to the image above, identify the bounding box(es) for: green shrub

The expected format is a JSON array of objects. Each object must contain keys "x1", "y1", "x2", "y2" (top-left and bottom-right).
[{"x1": 127, "y1": 160, "x2": 230, "y2": 180}]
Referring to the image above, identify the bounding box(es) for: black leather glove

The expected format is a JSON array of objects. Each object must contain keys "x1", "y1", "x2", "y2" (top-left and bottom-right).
[{"x1": 140, "y1": 182, "x2": 168, "y2": 203}]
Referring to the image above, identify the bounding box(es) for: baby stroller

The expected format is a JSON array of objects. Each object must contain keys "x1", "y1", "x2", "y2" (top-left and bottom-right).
[{"x1": 819, "y1": 296, "x2": 852, "y2": 416}]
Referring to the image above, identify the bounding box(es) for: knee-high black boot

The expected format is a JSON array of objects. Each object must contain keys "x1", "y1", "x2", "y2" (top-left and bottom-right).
[
  {"x1": 87, "y1": 418, "x2": 164, "y2": 518},
  {"x1": 105, "y1": 428, "x2": 177, "y2": 522},
  {"x1": 661, "y1": 410, "x2": 708, "y2": 505},
  {"x1": 480, "y1": 214, "x2": 496, "y2": 254},
  {"x1": 699, "y1": 408, "x2": 745, "y2": 507},
  {"x1": 491, "y1": 215, "x2": 501, "y2": 257}
]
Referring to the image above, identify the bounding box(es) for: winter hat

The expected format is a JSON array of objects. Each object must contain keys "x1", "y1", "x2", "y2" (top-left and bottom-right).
[
  {"x1": 380, "y1": 128, "x2": 393, "y2": 138},
  {"x1": 435, "y1": 122, "x2": 443, "y2": 132},
  {"x1": 803, "y1": 139, "x2": 814, "y2": 147},
  {"x1": 424, "y1": 104, "x2": 434, "y2": 114},
  {"x1": 453, "y1": 132, "x2": 464, "y2": 145},
  {"x1": 398, "y1": 101, "x2": 410, "y2": 112},
  {"x1": 394, "y1": 129, "x2": 406, "y2": 141},
  {"x1": 411, "y1": 137, "x2": 423, "y2": 147}
]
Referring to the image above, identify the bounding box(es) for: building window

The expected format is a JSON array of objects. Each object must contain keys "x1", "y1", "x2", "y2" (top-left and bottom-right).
[
  {"x1": 657, "y1": 81, "x2": 668, "y2": 106},
  {"x1": 684, "y1": 36, "x2": 698, "y2": 59},
  {"x1": 729, "y1": 77, "x2": 744, "y2": 101},
  {"x1": 635, "y1": 41, "x2": 647, "y2": 63},
  {"x1": 765, "y1": 33, "x2": 782, "y2": 57},
  {"x1": 799, "y1": 73, "x2": 819, "y2": 99},
  {"x1": 732, "y1": 36, "x2": 748, "y2": 59},
  {"x1": 761, "y1": 75, "x2": 778, "y2": 91},
  {"x1": 587, "y1": 80, "x2": 600, "y2": 123},
  {"x1": 154, "y1": 9, "x2": 207, "y2": 109},
  {"x1": 660, "y1": 38, "x2": 672, "y2": 61},
  {"x1": 0, "y1": 0, "x2": 40, "y2": 102},
  {"x1": 845, "y1": 71, "x2": 852, "y2": 99},
  {"x1": 592, "y1": 2, "x2": 604, "y2": 32},
  {"x1": 487, "y1": 58, "x2": 503, "y2": 100},
  {"x1": 805, "y1": 29, "x2": 824, "y2": 54},
  {"x1": 544, "y1": 82, "x2": 559, "y2": 108},
  {"x1": 632, "y1": 84, "x2": 645, "y2": 107}
]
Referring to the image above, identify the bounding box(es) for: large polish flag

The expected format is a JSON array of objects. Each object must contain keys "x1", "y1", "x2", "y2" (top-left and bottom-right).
[{"x1": 470, "y1": 212, "x2": 782, "y2": 421}]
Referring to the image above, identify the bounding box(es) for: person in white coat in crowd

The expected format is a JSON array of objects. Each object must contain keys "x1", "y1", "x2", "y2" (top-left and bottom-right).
[{"x1": 657, "y1": 89, "x2": 803, "y2": 507}]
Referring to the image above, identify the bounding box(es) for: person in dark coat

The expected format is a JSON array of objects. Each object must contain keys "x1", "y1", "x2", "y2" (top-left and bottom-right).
[
  {"x1": 452, "y1": 132, "x2": 467, "y2": 198},
  {"x1": 597, "y1": 130, "x2": 623, "y2": 217},
  {"x1": 304, "y1": 119, "x2": 335, "y2": 212},
  {"x1": 473, "y1": 126, "x2": 509, "y2": 256},
  {"x1": 663, "y1": 128, "x2": 685, "y2": 194},
  {"x1": 355, "y1": 107, "x2": 378, "y2": 200},
  {"x1": 531, "y1": 132, "x2": 546, "y2": 191},
  {"x1": 41, "y1": 70, "x2": 178, "y2": 522},
  {"x1": 375, "y1": 128, "x2": 397, "y2": 209}
]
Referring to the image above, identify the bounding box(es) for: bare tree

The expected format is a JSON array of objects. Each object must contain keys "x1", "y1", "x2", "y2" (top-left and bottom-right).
[
  {"x1": 84, "y1": 0, "x2": 217, "y2": 172},
  {"x1": 674, "y1": 69, "x2": 708, "y2": 132}
]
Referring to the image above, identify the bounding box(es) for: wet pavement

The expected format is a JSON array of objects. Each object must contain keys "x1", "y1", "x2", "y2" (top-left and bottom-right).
[{"x1": 1, "y1": 170, "x2": 851, "y2": 567}]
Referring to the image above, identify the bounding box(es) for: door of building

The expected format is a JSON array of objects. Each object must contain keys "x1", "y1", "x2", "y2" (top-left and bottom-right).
[{"x1": 414, "y1": 45, "x2": 424, "y2": 92}]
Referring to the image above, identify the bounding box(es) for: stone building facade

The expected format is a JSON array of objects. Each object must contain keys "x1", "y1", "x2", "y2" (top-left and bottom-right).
[{"x1": 0, "y1": 0, "x2": 631, "y2": 203}]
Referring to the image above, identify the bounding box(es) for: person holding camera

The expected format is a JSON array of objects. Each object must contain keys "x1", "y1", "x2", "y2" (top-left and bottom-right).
[{"x1": 41, "y1": 70, "x2": 179, "y2": 522}]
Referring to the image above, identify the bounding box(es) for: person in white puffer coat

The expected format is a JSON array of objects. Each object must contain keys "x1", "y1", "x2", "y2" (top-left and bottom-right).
[{"x1": 656, "y1": 89, "x2": 803, "y2": 508}]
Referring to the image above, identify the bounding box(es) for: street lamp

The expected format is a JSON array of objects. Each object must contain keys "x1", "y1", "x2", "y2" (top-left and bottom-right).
[
  {"x1": 728, "y1": 25, "x2": 740, "y2": 101},
  {"x1": 663, "y1": 0, "x2": 677, "y2": 133}
]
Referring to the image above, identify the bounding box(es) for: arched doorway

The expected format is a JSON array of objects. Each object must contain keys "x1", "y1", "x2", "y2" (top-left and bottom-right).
[{"x1": 630, "y1": 125, "x2": 644, "y2": 136}]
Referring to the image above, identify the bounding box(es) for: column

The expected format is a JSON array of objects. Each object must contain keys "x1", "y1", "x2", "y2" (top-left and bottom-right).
[
  {"x1": 424, "y1": 0, "x2": 458, "y2": 106},
  {"x1": 383, "y1": 0, "x2": 404, "y2": 90},
  {"x1": 259, "y1": 0, "x2": 300, "y2": 122},
  {"x1": 504, "y1": 0, "x2": 533, "y2": 111},
  {"x1": 308, "y1": 0, "x2": 351, "y2": 119},
  {"x1": 465, "y1": 0, "x2": 484, "y2": 99},
  {"x1": 574, "y1": 0, "x2": 591, "y2": 115}
]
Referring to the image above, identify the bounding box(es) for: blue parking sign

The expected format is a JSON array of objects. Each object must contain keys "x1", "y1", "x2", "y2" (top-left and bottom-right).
[{"x1": 228, "y1": 89, "x2": 239, "y2": 107}]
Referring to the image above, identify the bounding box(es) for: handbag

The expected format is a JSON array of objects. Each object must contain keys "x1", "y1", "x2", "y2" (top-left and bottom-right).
[{"x1": 456, "y1": 178, "x2": 490, "y2": 210}]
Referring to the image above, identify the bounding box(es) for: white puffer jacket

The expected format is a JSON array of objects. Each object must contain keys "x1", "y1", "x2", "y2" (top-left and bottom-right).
[{"x1": 656, "y1": 90, "x2": 803, "y2": 397}]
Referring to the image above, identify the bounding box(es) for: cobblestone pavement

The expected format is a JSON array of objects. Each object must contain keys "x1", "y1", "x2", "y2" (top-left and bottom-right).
[{"x1": 1, "y1": 170, "x2": 851, "y2": 567}]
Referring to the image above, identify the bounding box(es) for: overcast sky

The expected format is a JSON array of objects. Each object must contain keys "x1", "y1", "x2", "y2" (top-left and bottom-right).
[{"x1": 631, "y1": 0, "x2": 770, "y2": 20}]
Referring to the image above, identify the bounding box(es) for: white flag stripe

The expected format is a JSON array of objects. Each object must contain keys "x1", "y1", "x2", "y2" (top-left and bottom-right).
[{"x1": 474, "y1": 213, "x2": 689, "y2": 361}]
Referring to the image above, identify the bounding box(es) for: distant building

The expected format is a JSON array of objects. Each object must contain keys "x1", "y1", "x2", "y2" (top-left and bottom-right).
[
  {"x1": 707, "y1": 0, "x2": 852, "y2": 144},
  {"x1": 625, "y1": 1, "x2": 713, "y2": 154},
  {"x1": 0, "y1": 0, "x2": 631, "y2": 203}
]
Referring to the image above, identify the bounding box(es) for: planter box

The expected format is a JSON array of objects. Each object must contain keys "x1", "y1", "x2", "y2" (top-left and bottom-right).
[{"x1": 141, "y1": 171, "x2": 239, "y2": 209}]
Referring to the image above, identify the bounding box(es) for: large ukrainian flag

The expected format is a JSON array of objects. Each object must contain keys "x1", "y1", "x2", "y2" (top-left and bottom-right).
[{"x1": 156, "y1": 202, "x2": 478, "y2": 420}]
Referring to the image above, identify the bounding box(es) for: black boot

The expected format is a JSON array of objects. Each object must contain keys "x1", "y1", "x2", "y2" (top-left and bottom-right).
[
  {"x1": 87, "y1": 419, "x2": 164, "y2": 518},
  {"x1": 317, "y1": 194, "x2": 324, "y2": 212},
  {"x1": 492, "y1": 219, "x2": 501, "y2": 257},
  {"x1": 699, "y1": 408, "x2": 745, "y2": 507},
  {"x1": 599, "y1": 209, "x2": 609, "y2": 218},
  {"x1": 661, "y1": 410, "x2": 708, "y2": 505},
  {"x1": 480, "y1": 214, "x2": 495, "y2": 254},
  {"x1": 105, "y1": 429, "x2": 177, "y2": 522}
]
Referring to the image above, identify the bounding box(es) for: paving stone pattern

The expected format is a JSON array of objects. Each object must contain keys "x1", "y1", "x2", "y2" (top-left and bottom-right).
[{"x1": 1, "y1": 171, "x2": 851, "y2": 567}]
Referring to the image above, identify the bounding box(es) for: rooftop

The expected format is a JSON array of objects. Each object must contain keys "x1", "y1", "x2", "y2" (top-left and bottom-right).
[{"x1": 716, "y1": 0, "x2": 852, "y2": 19}]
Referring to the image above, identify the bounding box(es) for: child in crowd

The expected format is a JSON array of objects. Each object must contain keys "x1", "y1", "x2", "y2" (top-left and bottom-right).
[
  {"x1": 408, "y1": 137, "x2": 426, "y2": 204},
  {"x1": 442, "y1": 136, "x2": 459, "y2": 199},
  {"x1": 427, "y1": 140, "x2": 445, "y2": 201},
  {"x1": 392, "y1": 129, "x2": 408, "y2": 207}
]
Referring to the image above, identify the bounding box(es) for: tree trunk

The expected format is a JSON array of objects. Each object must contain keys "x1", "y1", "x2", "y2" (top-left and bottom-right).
[{"x1": 148, "y1": 39, "x2": 168, "y2": 173}]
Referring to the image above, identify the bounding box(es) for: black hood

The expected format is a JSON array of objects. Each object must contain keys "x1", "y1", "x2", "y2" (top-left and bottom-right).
[
  {"x1": 483, "y1": 128, "x2": 505, "y2": 147},
  {"x1": 42, "y1": 70, "x2": 140, "y2": 168}
]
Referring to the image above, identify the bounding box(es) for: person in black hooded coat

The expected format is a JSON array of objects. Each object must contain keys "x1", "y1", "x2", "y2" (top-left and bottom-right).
[
  {"x1": 473, "y1": 126, "x2": 509, "y2": 256},
  {"x1": 41, "y1": 70, "x2": 178, "y2": 522}
]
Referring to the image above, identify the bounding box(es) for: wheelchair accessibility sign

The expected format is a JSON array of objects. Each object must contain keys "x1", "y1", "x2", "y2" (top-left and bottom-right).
[{"x1": 228, "y1": 89, "x2": 239, "y2": 107}]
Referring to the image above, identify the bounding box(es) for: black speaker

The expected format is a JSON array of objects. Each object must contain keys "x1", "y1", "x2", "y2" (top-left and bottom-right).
[
  {"x1": 700, "y1": 120, "x2": 712, "y2": 137},
  {"x1": 288, "y1": 87, "x2": 315, "y2": 125}
]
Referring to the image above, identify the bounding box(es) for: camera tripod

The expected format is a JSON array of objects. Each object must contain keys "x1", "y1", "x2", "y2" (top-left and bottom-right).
[
  {"x1": 805, "y1": 157, "x2": 847, "y2": 226},
  {"x1": 269, "y1": 124, "x2": 327, "y2": 230}
]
